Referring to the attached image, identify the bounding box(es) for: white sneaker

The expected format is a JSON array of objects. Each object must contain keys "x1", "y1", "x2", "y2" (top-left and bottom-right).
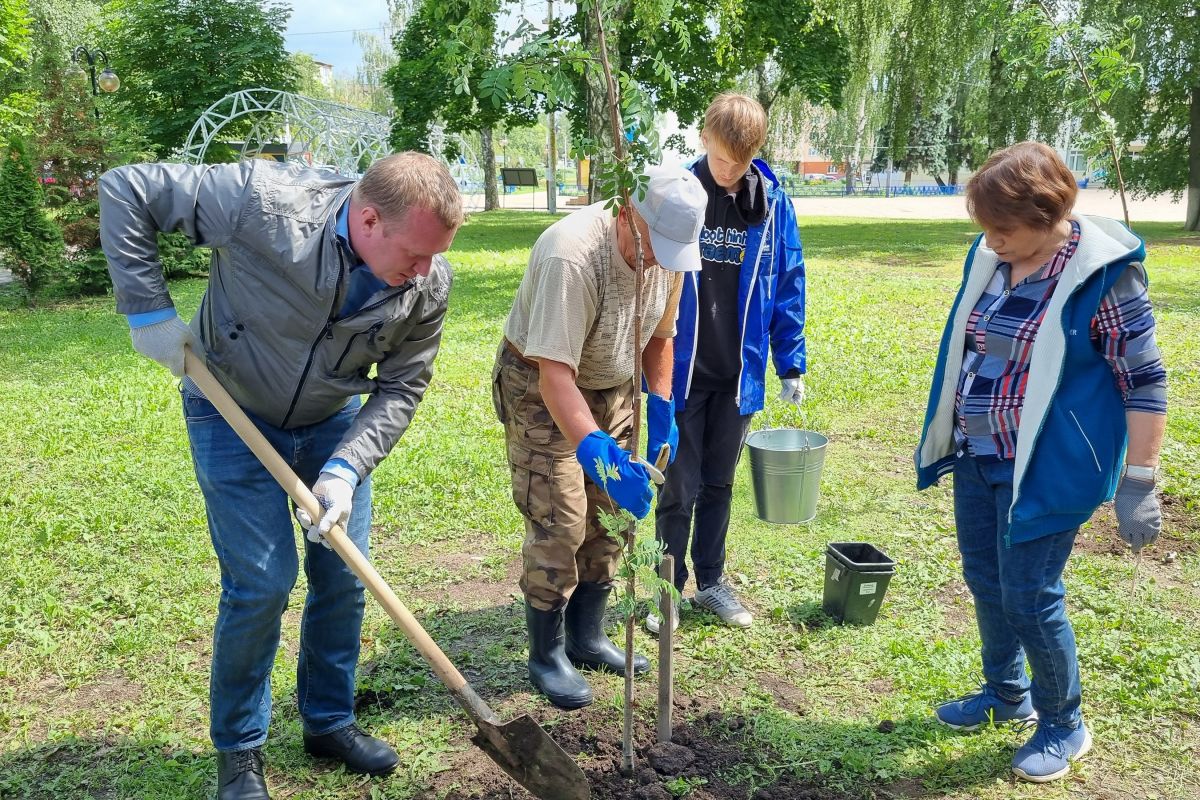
[
  {"x1": 693, "y1": 579, "x2": 753, "y2": 627},
  {"x1": 645, "y1": 598, "x2": 681, "y2": 635}
]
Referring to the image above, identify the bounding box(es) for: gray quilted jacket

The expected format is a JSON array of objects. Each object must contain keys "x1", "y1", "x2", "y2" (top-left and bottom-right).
[{"x1": 99, "y1": 160, "x2": 452, "y2": 478}]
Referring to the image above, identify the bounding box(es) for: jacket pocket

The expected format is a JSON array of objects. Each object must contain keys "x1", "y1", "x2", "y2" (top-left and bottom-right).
[
  {"x1": 1068, "y1": 410, "x2": 1103, "y2": 472},
  {"x1": 332, "y1": 322, "x2": 386, "y2": 374}
]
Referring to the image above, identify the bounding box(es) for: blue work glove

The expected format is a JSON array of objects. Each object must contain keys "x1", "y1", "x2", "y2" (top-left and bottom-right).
[
  {"x1": 576, "y1": 431, "x2": 654, "y2": 519},
  {"x1": 646, "y1": 393, "x2": 678, "y2": 467}
]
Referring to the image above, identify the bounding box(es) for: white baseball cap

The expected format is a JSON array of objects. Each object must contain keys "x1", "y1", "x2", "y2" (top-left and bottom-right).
[{"x1": 631, "y1": 165, "x2": 707, "y2": 272}]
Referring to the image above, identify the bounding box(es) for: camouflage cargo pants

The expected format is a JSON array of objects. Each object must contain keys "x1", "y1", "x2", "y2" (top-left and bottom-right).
[{"x1": 492, "y1": 343, "x2": 635, "y2": 611}]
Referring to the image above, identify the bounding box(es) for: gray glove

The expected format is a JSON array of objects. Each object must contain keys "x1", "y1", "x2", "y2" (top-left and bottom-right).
[
  {"x1": 129, "y1": 315, "x2": 196, "y2": 377},
  {"x1": 294, "y1": 472, "x2": 356, "y2": 548},
  {"x1": 1114, "y1": 475, "x2": 1162, "y2": 553}
]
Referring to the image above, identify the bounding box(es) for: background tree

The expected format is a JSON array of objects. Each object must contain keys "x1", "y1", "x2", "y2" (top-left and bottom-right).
[
  {"x1": 350, "y1": 1, "x2": 409, "y2": 116},
  {"x1": 1, "y1": 0, "x2": 36, "y2": 148},
  {"x1": 0, "y1": 137, "x2": 65, "y2": 305},
  {"x1": 1081, "y1": 0, "x2": 1200, "y2": 230},
  {"x1": 387, "y1": 0, "x2": 535, "y2": 210},
  {"x1": 740, "y1": 0, "x2": 847, "y2": 118},
  {"x1": 104, "y1": 0, "x2": 297, "y2": 159}
]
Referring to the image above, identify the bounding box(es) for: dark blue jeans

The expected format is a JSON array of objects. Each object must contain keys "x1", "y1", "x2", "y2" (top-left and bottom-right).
[
  {"x1": 182, "y1": 386, "x2": 372, "y2": 752},
  {"x1": 655, "y1": 389, "x2": 753, "y2": 591},
  {"x1": 953, "y1": 454, "x2": 1082, "y2": 727}
]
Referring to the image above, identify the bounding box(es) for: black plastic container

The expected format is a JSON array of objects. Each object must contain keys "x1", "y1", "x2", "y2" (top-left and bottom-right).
[{"x1": 822, "y1": 542, "x2": 896, "y2": 625}]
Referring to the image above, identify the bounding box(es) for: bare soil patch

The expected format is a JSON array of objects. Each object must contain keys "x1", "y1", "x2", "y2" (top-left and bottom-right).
[{"x1": 426, "y1": 702, "x2": 859, "y2": 800}]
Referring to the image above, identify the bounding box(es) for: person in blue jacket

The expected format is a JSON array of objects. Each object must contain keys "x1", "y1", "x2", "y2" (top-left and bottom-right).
[
  {"x1": 648, "y1": 93, "x2": 806, "y2": 633},
  {"x1": 915, "y1": 142, "x2": 1167, "y2": 783}
]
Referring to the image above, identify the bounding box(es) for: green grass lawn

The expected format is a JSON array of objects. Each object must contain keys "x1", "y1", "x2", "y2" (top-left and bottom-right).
[{"x1": 0, "y1": 213, "x2": 1197, "y2": 799}]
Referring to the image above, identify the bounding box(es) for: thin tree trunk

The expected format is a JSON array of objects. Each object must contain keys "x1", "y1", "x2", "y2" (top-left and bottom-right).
[
  {"x1": 1187, "y1": 85, "x2": 1199, "y2": 232},
  {"x1": 481, "y1": 126, "x2": 499, "y2": 211},
  {"x1": 755, "y1": 62, "x2": 777, "y2": 164},
  {"x1": 592, "y1": 0, "x2": 641, "y2": 777},
  {"x1": 582, "y1": 4, "x2": 621, "y2": 203},
  {"x1": 846, "y1": 91, "x2": 869, "y2": 195}
]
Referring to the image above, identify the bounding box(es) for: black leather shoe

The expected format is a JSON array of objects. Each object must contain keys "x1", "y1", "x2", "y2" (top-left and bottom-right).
[
  {"x1": 303, "y1": 724, "x2": 400, "y2": 776},
  {"x1": 565, "y1": 581, "x2": 650, "y2": 676},
  {"x1": 216, "y1": 748, "x2": 270, "y2": 800},
  {"x1": 526, "y1": 601, "x2": 593, "y2": 709}
]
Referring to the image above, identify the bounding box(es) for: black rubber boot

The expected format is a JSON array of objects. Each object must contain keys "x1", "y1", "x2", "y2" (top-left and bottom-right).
[
  {"x1": 216, "y1": 748, "x2": 270, "y2": 800},
  {"x1": 526, "y1": 601, "x2": 593, "y2": 709},
  {"x1": 565, "y1": 581, "x2": 650, "y2": 676}
]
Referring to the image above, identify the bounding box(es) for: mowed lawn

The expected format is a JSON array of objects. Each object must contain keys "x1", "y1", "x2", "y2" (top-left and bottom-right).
[{"x1": 0, "y1": 212, "x2": 1197, "y2": 800}]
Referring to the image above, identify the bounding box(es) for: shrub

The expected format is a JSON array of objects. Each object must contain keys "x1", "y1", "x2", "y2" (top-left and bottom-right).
[
  {"x1": 159, "y1": 232, "x2": 210, "y2": 280},
  {"x1": 0, "y1": 138, "x2": 66, "y2": 305}
]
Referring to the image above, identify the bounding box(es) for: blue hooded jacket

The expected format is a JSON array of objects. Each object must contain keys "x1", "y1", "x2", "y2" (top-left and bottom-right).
[
  {"x1": 672, "y1": 159, "x2": 806, "y2": 414},
  {"x1": 915, "y1": 215, "x2": 1147, "y2": 544}
]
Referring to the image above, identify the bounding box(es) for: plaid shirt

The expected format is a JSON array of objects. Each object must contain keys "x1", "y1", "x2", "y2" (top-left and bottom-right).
[{"x1": 955, "y1": 220, "x2": 1167, "y2": 461}]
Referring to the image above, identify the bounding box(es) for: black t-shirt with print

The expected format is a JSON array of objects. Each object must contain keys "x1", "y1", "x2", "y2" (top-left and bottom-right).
[{"x1": 691, "y1": 156, "x2": 769, "y2": 393}]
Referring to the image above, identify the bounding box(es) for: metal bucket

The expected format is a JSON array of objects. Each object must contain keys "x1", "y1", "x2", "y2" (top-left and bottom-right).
[{"x1": 745, "y1": 428, "x2": 828, "y2": 524}]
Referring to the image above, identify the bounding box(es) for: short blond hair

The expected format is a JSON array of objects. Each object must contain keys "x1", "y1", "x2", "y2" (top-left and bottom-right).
[
  {"x1": 353, "y1": 152, "x2": 464, "y2": 230},
  {"x1": 703, "y1": 93, "x2": 768, "y2": 163}
]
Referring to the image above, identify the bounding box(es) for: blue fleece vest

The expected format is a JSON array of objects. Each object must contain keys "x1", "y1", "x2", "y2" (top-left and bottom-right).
[{"x1": 916, "y1": 235, "x2": 1144, "y2": 544}]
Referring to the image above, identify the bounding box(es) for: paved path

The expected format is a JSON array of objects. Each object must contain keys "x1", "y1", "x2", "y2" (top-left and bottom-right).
[
  {"x1": 791, "y1": 188, "x2": 1189, "y2": 223},
  {"x1": 465, "y1": 187, "x2": 1189, "y2": 226}
]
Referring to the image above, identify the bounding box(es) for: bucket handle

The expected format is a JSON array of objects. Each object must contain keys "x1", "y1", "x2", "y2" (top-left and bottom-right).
[{"x1": 753, "y1": 396, "x2": 814, "y2": 453}]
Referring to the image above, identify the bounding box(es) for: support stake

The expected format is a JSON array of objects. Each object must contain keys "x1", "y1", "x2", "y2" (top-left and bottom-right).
[{"x1": 657, "y1": 555, "x2": 675, "y2": 743}]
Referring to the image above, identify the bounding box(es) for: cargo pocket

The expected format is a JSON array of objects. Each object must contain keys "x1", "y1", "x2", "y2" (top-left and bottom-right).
[
  {"x1": 501, "y1": 359, "x2": 556, "y2": 447},
  {"x1": 508, "y1": 442, "x2": 557, "y2": 528}
]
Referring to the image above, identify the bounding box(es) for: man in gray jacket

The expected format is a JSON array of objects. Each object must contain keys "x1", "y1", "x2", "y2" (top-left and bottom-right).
[{"x1": 99, "y1": 152, "x2": 462, "y2": 800}]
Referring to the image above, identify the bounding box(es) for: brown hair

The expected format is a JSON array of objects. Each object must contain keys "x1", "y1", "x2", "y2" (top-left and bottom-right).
[
  {"x1": 966, "y1": 141, "x2": 1078, "y2": 231},
  {"x1": 703, "y1": 93, "x2": 768, "y2": 164},
  {"x1": 353, "y1": 151, "x2": 465, "y2": 230}
]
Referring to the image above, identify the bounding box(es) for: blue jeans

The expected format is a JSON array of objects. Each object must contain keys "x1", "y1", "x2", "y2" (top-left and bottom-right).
[
  {"x1": 182, "y1": 386, "x2": 372, "y2": 752},
  {"x1": 953, "y1": 455, "x2": 1082, "y2": 727}
]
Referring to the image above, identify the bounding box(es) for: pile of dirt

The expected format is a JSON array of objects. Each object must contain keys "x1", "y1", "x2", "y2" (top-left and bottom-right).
[{"x1": 434, "y1": 703, "x2": 856, "y2": 800}]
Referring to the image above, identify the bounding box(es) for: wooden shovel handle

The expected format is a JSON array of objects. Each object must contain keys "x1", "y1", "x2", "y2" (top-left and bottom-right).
[{"x1": 183, "y1": 347, "x2": 473, "y2": 697}]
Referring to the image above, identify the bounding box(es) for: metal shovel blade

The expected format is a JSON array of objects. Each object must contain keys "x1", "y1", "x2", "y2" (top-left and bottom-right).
[{"x1": 472, "y1": 713, "x2": 590, "y2": 800}]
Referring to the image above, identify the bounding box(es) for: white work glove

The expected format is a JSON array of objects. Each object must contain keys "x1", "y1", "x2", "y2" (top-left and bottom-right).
[
  {"x1": 779, "y1": 376, "x2": 807, "y2": 408},
  {"x1": 129, "y1": 315, "x2": 197, "y2": 377},
  {"x1": 1114, "y1": 475, "x2": 1162, "y2": 554},
  {"x1": 294, "y1": 472, "x2": 355, "y2": 548}
]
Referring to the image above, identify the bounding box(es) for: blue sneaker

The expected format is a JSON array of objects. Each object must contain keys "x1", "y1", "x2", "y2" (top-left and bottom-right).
[
  {"x1": 1012, "y1": 721, "x2": 1092, "y2": 782},
  {"x1": 934, "y1": 683, "x2": 1037, "y2": 731}
]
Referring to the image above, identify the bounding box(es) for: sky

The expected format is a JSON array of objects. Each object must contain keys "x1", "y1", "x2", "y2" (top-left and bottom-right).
[
  {"x1": 281, "y1": 0, "x2": 699, "y2": 163},
  {"x1": 283, "y1": 0, "x2": 393, "y2": 78}
]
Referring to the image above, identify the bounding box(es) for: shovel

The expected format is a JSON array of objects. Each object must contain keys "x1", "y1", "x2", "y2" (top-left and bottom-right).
[{"x1": 182, "y1": 348, "x2": 590, "y2": 800}]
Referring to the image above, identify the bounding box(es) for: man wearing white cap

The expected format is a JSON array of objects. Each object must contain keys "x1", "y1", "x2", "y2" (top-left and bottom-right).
[{"x1": 493, "y1": 164, "x2": 707, "y2": 708}]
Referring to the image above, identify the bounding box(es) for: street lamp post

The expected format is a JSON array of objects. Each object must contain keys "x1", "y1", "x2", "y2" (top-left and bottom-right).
[{"x1": 71, "y1": 45, "x2": 120, "y2": 125}]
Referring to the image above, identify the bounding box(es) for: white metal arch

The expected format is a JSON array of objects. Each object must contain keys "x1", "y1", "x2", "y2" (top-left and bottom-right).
[
  {"x1": 428, "y1": 124, "x2": 486, "y2": 210},
  {"x1": 181, "y1": 88, "x2": 390, "y2": 177}
]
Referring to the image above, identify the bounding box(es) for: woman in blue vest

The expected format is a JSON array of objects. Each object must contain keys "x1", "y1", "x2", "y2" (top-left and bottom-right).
[{"x1": 915, "y1": 142, "x2": 1167, "y2": 783}]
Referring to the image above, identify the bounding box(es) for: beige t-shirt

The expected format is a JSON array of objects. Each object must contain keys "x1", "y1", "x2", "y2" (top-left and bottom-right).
[{"x1": 504, "y1": 203, "x2": 683, "y2": 390}]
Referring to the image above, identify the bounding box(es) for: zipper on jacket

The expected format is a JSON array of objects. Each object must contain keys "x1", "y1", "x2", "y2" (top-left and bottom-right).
[
  {"x1": 734, "y1": 196, "x2": 777, "y2": 408},
  {"x1": 332, "y1": 321, "x2": 385, "y2": 373},
  {"x1": 280, "y1": 271, "x2": 414, "y2": 428},
  {"x1": 684, "y1": 271, "x2": 700, "y2": 401},
  {"x1": 281, "y1": 250, "x2": 347, "y2": 428}
]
